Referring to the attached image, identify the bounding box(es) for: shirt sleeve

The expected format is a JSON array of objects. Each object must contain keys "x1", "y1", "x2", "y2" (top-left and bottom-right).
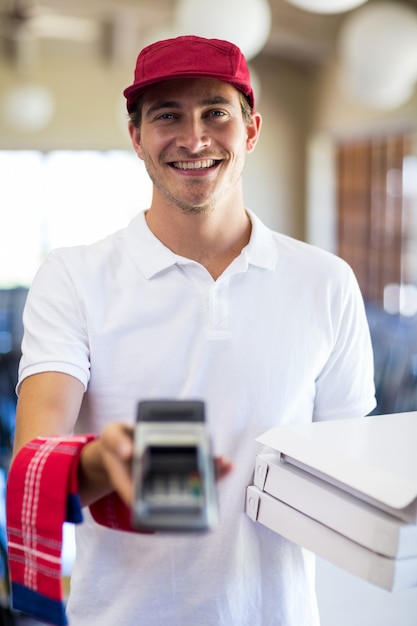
[
  {"x1": 313, "y1": 263, "x2": 376, "y2": 421},
  {"x1": 18, "y1": 249, "x2": 91, "y2": 393}
]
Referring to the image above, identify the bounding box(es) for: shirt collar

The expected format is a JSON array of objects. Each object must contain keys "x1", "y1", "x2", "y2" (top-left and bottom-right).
[
  {"x1": 124, "y1": 209, "x2": 277, "y2": 279},
  {"x1": 243, "y1": 209, "x2": 278, "y2": 271}
]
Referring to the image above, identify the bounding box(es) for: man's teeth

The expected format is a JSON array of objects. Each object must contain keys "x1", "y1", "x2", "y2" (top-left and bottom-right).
[{"x1": 173, "y1": 160, "x2": 216, "y2": 170}]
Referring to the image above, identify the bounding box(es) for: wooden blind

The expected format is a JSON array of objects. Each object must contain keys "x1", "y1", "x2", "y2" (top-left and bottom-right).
[{"x1": 337, "y1": 133, "x2": 411, "y2": 304}]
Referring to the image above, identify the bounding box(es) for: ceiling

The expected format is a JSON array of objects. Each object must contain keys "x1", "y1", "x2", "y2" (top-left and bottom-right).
[{"x1": 1, "y1": 0, "x2": 417, "y2": 70}]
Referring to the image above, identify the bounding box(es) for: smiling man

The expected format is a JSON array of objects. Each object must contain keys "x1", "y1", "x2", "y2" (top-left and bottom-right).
[
  {"x1": 7, "y1": 36, "x2": 375, "y2": 626},
  {"x1": 129, "y1": 76, "x2": 259, "y2": 280}
]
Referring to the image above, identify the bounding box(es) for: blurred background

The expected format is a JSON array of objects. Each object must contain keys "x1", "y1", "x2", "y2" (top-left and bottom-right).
[{"x1": 1, "y1": 0, "x2": 417, "y2": 624}]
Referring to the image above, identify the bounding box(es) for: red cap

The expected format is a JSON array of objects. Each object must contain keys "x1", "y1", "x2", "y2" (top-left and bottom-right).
[{"x1": 123, "y1": 35, "x2": 254, "y2": 113}]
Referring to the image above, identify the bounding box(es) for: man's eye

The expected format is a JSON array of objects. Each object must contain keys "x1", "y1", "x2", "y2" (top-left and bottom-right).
[
  {"x1": 157, "y1": 113, "x2": 175, "y2": 120},
  {"x1": 208, "y1": 110, "x2": 226, "y2": 117}
]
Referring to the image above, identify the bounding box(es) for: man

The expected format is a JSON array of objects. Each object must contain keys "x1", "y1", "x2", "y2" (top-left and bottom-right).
[{"x1": 8, "y1": 36, "x2": 375, "y2": 625}]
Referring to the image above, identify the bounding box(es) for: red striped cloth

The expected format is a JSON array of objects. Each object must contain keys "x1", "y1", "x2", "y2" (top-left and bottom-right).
[{"x1": 6, "y1": 435, "x2": 139, "y2": 625}]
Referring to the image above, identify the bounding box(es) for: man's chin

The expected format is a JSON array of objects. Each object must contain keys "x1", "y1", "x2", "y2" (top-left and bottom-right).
[{"x1": 180, "y1": 204, "x2": 214, "y2": 216}]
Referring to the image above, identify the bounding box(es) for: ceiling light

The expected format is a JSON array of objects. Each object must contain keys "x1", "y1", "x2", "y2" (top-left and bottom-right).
[
  {"x1": 338, "y1": 1, "x2": 417, "y2": 109},
  {"x1": 174, "y1": 0, "x2": 271, "y2": 60},
  {"x1": 1, "y1": 83, "x2": 55, "y2": 132},
  {"x1": 285, "y1": 0, "x2": 368, "y2": 14}
]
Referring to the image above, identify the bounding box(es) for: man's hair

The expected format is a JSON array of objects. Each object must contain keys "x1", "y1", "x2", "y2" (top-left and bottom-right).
[{"x1": 128, "y1": 91, "x2": 253, "y2": 129}]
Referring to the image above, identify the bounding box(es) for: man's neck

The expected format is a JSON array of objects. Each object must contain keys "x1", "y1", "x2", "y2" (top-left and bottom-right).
[{"x1": 144, "y1": 202, "x2": 252, "y2": 280}]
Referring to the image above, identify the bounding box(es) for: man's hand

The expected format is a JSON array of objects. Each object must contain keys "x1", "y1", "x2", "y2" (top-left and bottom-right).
[{"x1": 79, "y1": 422, "x2": 233, "y2": 508}]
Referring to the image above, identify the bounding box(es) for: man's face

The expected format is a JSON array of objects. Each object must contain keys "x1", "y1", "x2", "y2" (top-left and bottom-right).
[{"x1": 129, "y1": 78, "x2": 260, "y2": 215}]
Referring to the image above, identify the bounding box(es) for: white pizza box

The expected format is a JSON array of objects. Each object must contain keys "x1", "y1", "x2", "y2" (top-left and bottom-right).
[
  {"x1": 256, "y1": 412, "x2": 417, "y2": 524},
  {"x1": 253, "y1": 453, "x2": 417, "y2": 559},
  {"x1": 246, "y1": 485, "x2": 417, "y2": 591}
]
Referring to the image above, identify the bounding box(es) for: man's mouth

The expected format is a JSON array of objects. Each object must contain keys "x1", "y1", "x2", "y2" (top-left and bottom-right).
[{"x1": 170, "y1": 159, "x2": 219, "y2": 170}]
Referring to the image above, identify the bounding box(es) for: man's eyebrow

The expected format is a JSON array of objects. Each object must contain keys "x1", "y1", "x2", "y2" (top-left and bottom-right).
[
  {"x1": 144, "y1": 95, "x2": 236, "y2": 118},
  {"x1": 201, "y1": 96, "x2": 236, "y2": 108},
  {"x1": 145, "y1": 101, "x2": 181, "y2": 118}
]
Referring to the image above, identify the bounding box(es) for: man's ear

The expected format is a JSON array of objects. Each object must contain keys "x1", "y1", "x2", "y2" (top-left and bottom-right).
[
  {"x1": 246, "y1": 112, "x2": 262, "y2": 154},
  {"x1": 128, "y1": 123, "x2": 144, "y2": 160}
]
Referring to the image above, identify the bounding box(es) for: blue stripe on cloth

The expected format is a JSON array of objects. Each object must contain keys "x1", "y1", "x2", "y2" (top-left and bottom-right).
[
  {"x1": 11, "y1": 582, "x2": 68, "y2": 626},
  {"x1": 66, "y1": 493, "x2": 83, "y2": 524}
]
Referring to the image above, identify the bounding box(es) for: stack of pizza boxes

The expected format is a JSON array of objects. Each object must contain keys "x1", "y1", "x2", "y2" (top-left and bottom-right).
[{"x1": 246, "y1": 412, "x2": 417, "y2": 591}]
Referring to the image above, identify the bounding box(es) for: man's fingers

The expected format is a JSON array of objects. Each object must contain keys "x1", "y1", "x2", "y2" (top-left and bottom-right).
[
  {"x1": 102, "y1": 423, "x2": 134, "y2": 459},
  {"x1": 214, "y1": 457, "x2": 233, "y2": 480},
  {"x1": 101, "y1": 423, "x2": 135, "y2": 506}
]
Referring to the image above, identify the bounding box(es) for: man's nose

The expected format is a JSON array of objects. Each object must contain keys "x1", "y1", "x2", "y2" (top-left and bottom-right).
[{"x1": 176, "y1": 118, "x2": 211, "y2": 152}]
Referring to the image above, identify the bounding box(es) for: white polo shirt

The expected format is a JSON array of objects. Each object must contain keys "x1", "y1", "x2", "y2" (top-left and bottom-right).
[{"x1": 19, "y1": 210, "x2": 375, "y2": 626}]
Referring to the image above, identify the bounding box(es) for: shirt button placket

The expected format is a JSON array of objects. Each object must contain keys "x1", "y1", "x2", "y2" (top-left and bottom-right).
[{"x1": 209, "y1": 280, "x2": 230, "y2": 337}]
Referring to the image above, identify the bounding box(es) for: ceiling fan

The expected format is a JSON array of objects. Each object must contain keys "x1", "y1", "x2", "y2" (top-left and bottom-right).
[{"x1": 0, "y1": 0, "x2": 101, "y2": 63}]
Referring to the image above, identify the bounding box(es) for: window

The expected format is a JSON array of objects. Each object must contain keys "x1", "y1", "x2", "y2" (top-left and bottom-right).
[
  {"x1": 336, "y1": 132, "x2": 417, "y2": 414},
  {"x1": 336, "y1": 132, "x2": 417, "y2": 308},
  {"x1": 0, "y1": 150, "x2": 152, "y2": 287}
]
